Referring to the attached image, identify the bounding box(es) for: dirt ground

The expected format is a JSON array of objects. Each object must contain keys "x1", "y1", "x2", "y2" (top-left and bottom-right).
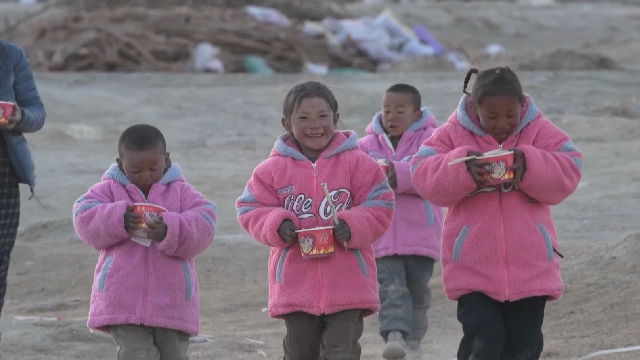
[{"x1": 1, "y1": 1, "x2": 640, "y2": 360}]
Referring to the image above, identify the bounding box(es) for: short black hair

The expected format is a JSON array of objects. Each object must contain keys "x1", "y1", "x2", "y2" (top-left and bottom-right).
[
  {"x1": 282, "y1": 81, "x2": 338, "y2": 119},
  {"x1": 118, "y1": 124, "x2": 166, "y2": 154},
  {"x1": 463, "y1": 66, "x2": 524, "y2": 105},
  {"x1": 386, "y1": 84, "x2": 421, "y2": 111}
]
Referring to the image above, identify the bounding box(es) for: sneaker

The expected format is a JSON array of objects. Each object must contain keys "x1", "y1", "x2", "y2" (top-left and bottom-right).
[
  {"x1": 382, "y1": 331, "x2": 406, "y2": 360},
  {"x1": 406, "y1": 340, "x2": 424, "y2": 360}
]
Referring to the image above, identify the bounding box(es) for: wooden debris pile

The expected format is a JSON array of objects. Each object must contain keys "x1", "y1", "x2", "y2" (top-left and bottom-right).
[
  {"x1": 8, "y1": 6, "x2": 376, "y2": 73},
  {"x1": 55, "y1": 0, "x2": 357, "y2": 21}
]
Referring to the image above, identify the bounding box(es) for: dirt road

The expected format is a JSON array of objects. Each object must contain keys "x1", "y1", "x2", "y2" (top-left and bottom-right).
[{"x1": 0, "y1": 70, "x2": 636, "y2": 360}]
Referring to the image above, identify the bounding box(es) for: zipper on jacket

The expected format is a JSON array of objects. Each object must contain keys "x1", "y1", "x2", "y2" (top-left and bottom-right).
[
  {"x1": 382, "y1": 134, "x2": 400, "y2": 249},
  {"x1": 135, "y1": 187, "x2": 150, "y2": 325},
  {"x1": 311, "y1": 162, "x2": 324, "y2": 313},
  {"x1": 382, "y1": 134, "x2": 397, "y2": 160}
]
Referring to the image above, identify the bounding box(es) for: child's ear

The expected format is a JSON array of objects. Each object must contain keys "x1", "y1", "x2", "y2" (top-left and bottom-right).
[
  {"x1": 414, "y1": 109, "x2": 423, "y2": 121},
  {"x1": 469, "y1": 100, "x2": 478, "y2": 114},
  {"x1": 116, "y1": 158, "x2": 124, "y2": 173},
  {"x1": 164, "y1": 153, "x2": 171, "y2": 171},
  {"x1": 333, "y1": 112, "x2": 340, "y2": 126},
  {"x1": 281, "y1": 117, "x2": 291, "y2": 134}
]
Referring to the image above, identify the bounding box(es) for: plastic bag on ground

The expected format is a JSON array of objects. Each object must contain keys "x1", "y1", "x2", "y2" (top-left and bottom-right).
[
  {"x1": 193, "y1": 42, "x2": 224, "y2": 73},
  {"x1": 245, "y1": 6, "x2": 291, "y2": 27}
]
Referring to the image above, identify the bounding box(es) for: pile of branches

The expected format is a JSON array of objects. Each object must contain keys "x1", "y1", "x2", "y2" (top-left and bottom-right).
[
  {"x1": 9, "y1": 6, "x2": 376, "y2": 72},
  {"x1": 54, "y1": 0, "x2": 357, "y2": 21}
]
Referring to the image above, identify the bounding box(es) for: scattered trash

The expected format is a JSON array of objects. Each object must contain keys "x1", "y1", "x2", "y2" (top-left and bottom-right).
[
  {"x1": 304, "y1": 62, "x2": 330, "y2": 75},
  {"x1": 193, "y1": 42, "x2": 225, "y2": 73},
  {"x1": 190, "y1": 335, "x2": 211, "y2": 343},
  {"x1": 243, "y1": 55, "x2": 275, "y2": 74},
  {"x1": 578, "y1": 345, "x2": 640, "y2": 359},
  {"x1": 14, "y1": 316, "x2": 87, "y2": 322},
  {"x1": 244, "y1": 6, "x2": 291, "y2": 27},
  {"x1": 484, "y1": 44, "x2": 506, "y2": 57},
  {"x1": 246, "y1": 338, "x2": 266, "y2": 345},
  {"x1": 329, "y1": 68, "x2": 370, "y2": 74},
  {"x1": 412, "y1": 25, "x2": 447, "y2": 55},
  {"x1": 257, "y1": 350, "x2": 268, "y2": 357}
]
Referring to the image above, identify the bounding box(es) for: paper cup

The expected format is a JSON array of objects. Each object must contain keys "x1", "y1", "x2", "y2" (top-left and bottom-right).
[
  {"x1": 130, "y1": 203, "x2": 167, "y2": 243},
  {"x1": 377, "y1": 158, "x2": 390, "y2": 173},
  {"x1": 0, "y1": 102, "x2": 13, "y2": 126},
  {"x1": 477, "y1": 151, "x2": 515, "y2": 185},
  {"x1": 295, "y1": 226, "x2": 335, "y2": 259}
]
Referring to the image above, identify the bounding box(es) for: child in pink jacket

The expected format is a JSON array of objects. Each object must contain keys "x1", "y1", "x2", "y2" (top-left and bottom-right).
[
  {"x1": 410, "y1": 67, "x2": 582, "y2": 360},
  {"x1": 236, "y1": 81, "x2": 395, "y2": 360},
  {"x1": 358, "y1": 84, "x2": 442, "y2": 360},
  {"x1": 73, "y1": 124, "x2": 216, "y2": 360}
]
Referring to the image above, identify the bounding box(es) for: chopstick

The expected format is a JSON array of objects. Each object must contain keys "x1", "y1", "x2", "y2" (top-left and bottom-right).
[
  {"x1": 448, "y1": 149, "x2": 508, "y2": 166},
  {"x1": 321, "y1": 182, "x2": 348, "y2": 250}
]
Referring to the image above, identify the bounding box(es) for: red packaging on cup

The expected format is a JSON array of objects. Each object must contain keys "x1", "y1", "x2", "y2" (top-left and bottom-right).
[
  {"x1": 478, "y1": 151, "x2": 515, "y2": 185},
  {"x1": 377, "y1": 158, "x2": 390, "y2": 173},
  {"x1": 0, "y1": 102, "x2": 13, "y2": 126},
  {"x1": 130, "y1": 203, "x2": 167, "y2": 246},
  {"x1": 295, "y1": 226, "x2": 335, "y2": 259}
]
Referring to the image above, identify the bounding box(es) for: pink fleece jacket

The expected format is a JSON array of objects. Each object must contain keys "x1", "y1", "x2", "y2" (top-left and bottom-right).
[
  {"x1": 358, "y1": 108, "x2": 443, "y2": 260},
  {"x1": 410, "y1": 94, "x2": 582, "y2": 302},
  {"x1": 236, "y1": 130, "x2": 395, "y2": 318},
  {"x1": 72, "y1": 164, "x2": 216, "y2": 335}
]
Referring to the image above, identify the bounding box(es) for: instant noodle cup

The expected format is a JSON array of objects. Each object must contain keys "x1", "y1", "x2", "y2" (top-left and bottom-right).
[
  {"x1": 477, "y1": 150, "x2": 515, "y2": 185},
  {"x1": 295, "y1": 226, "x2": 335, "y2": 259},
  {"x1": 130, "y1": 203, "x2": 167, "y2": 246},
  {"x1": 377, "y1": 158, "x2": 390, "y2": 173},
  {"x1": 0, "y1": 102, "x2": 14, "y2": 126}
]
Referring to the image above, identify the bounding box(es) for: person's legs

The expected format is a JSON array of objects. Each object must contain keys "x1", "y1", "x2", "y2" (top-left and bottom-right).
[
  {"x1": 321, "y1": 309, "x2": 364, "y2": 360},
  {"x1": 0, "y1": 152, "x2": 20, "y2": 358},
  {"x1": 404, "y1": 256, "x2": 435, "y2": 359},
  {"x1": 153, "y1": 327, "x2": 190, "y2": 360},
  {"x1": 500, "y1": 296, "x2": 547, "y2": 360},
  {"x1": 111, "y1": 325, "x2": 160, "y2": 360},
  {"x1": 376, "y1": 256, "x2": 411, "y2": 359},
  {"x1": 282, "y1": 312, "x2": 323, "y2": 360},
  {"x1": 456, "y1": 292, "x2": 506, "y2": 360}
]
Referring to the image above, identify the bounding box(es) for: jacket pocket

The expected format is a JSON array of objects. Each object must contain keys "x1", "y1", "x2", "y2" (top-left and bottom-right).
[
  {"x1": 97, "y1": 255, "x2": 113, "y2": 292},
  {"x1": 276, "y1": 248, "x2": 290, "y2": 284},
  {"x1": 452, "y1": 226, "x2": 469, "y2": 263},
  {"x1": 423, "y1": 200, "x2": 435, "y2": 227},
  {"x1": 351, "y1": 250, "x2": 368, "y2": 277},
  {"x1": 181, "y1": 261, "x2": 193, "y2": 300},
  {"x1": 536, "y1": 224, "x2": 554, "y2": 262}
]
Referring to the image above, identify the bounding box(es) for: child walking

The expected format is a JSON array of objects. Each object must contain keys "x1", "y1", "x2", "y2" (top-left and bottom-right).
[
  {"x1": 236, "y1": 81, "x2": 395, "y2": 360},
  {"x1": 410, "y1": 67, "x2": 582, "y2": 360},
  {"x1": 358, "y1": 84, "x2": 442, "y2": 360},
  {"x1": 73, "y1": 124, "x2": 216, "y2": 360}
]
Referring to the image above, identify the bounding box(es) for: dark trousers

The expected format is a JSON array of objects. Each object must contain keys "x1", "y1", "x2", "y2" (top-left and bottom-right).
[
  {"x1": 376, "y1": 255, "x2": 434, "y2": 341},
  {"x1": 0, "y1": 139, "x2": 20, "y2": 317},
  {"x1": 457, "y1": 292, "x2": 547, "y2": 360},
  {"x1": 282, "y1": 309, "x2": 364, "y2": 360}
]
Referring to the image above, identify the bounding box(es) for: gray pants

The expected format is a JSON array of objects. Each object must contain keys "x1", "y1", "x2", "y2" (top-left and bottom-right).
[
  {"x1": 376, "y1": 255, "x2": 435, "y2": 342},
  {"x1": 282, "y1": 309, "x2": 364, "y2": 360},
  {"x1": 111, "y1": 325, "x2": 190, "y2": 360}
]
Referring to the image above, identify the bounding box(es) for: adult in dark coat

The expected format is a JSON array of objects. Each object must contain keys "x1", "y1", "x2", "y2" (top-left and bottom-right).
[{"x1": 0, "y1": 39, "x2": 46, "y2": 351}]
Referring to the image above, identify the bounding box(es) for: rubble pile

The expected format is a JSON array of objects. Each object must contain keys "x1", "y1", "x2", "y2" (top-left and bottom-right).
[
  {"x1": 6, "y1": 0, "x2": 468, "y2": 73},
  {"x1": 8, "y1": 6, "x2": 378, "y2": 72}
]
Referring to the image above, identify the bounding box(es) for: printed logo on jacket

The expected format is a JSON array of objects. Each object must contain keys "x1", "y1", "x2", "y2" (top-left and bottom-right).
[{"x1": 283, "y1": 188, "x2": 352, "y2": 220}]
